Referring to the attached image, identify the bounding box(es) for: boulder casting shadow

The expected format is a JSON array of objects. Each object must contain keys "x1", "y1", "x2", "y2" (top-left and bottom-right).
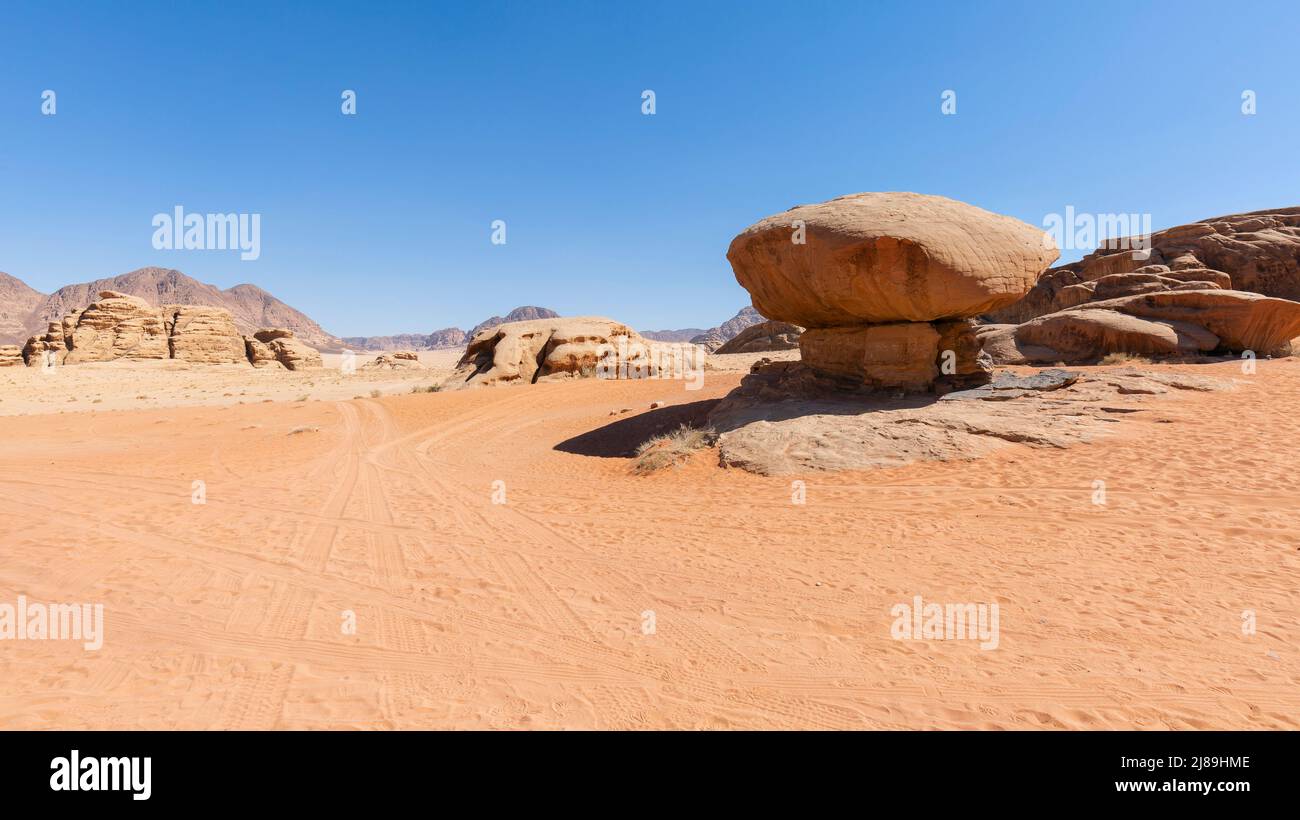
[{"x1": 554, "y1": 399, "x2": 721, "y2": 458}]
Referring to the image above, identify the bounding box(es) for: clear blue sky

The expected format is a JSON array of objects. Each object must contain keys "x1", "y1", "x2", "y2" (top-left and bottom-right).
[{"x1": 2, "y1": 0, "x2": 1297, "y2": 336}]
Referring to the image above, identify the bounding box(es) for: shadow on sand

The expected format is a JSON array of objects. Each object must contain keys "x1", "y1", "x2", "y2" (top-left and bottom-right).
[
  {"x1": 552, "y1": 391, "x2": 947, "y2": 460},
  {"x1": 554, "y1": 399, "x2": 721, "y2": 458}
]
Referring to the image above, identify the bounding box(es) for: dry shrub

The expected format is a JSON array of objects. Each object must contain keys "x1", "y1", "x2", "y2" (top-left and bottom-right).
[
  {"x1": 1098, "y1": 352, "x2": 1155, "y2": 366},
  {"x1": 631, "y1": 425, "x2": 716, "y2": 475}
]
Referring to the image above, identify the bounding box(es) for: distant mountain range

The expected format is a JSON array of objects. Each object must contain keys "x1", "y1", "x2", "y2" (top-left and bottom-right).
[
  {"x1": 339, "y1": 329, "x2": 468, "y2": 352},
  {"x1": 642, "y1": 306, "x2": 765, "y2": 348},
  {"x1": 639, "y1": 327, "x2": 708, "y2": 343},
  {"x1": 340, "y1": 306, "x2": 562, "y2": 351},
  {"x1": 344, "y1": 306, "x2": 766, "y2": 352},
  {"x1": 0, "y1": 267, "x2": 341, "y2": 350},
  {"x1": 1, "y1": 267, "x2": 765, "y2": 356}
]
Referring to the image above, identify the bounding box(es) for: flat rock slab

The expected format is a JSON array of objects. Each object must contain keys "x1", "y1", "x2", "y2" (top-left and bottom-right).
[
  {"x1": 708, "y1": 366, "x2": 1232, "y2": 475},
  {"x1": 940, "y1": 368, "x2": 1080, "y2": 401}
]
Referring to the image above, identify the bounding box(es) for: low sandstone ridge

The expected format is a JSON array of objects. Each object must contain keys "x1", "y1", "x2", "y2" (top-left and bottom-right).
[
  {"x1": 450, "y1": 316, "x2": 670, "y2": 388},
  {"x1": 978, "y1": 288, "x2": 1300, "y2": 364},
  {"x1": 987, "y1": 207, "x2": 1300, "y2": 324},
  {"x1": 19, "y1": 291, "x2": 321, "y2": 370},
  {"x1": 361, "y1": 351, "x2": 426, "y2": 370}
]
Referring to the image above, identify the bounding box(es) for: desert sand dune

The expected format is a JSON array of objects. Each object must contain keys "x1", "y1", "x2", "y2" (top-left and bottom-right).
[{"x1": 0, "y1": 359, "x2": 1297, "y2": 729}]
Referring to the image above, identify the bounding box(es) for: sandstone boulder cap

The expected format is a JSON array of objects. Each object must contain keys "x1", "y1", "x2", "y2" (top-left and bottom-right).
[{"x1": 727, "y1": 192, "x2": 1058, "y2": 327}]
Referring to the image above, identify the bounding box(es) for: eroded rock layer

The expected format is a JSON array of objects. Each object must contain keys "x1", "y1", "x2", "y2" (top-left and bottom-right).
[{"x1": 19, "y1": 291, "x2": 322, "y2": 369}]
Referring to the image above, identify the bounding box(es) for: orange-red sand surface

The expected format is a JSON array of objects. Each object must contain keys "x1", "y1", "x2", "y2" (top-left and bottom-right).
[{"x1": 0, "y1": 360, "x2": 1297, "y2": 728}]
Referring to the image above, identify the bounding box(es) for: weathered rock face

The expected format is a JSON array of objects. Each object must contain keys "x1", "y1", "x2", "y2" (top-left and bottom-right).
[
  {"x1": 713, "y1": 320, "x2": 803, "y2": 354},
  {"x1": 727, "y1": 193, "x2": 1047, "y2": 391},
  {"x1": 60, "y1": 291, "x2": 170, "y2": 364},
  {"x1": 164, "y1": 305, "x2": 247, "y2": 364},
  {"x1": 796, "y1": 320, "x2": 993, "y2": 392},
  {"x1": 727, "y1": 192, "x2": 1058, "y2": 327},
  {"x1": 989, "y1": 207, "x2": 1300, "y2": 323},
  {"x1": 250, "y1": 328, "x2": 322, "y2": 371},
  {"x1": 361, "y1": 350, "x2": 426, "y2": 370},
  {"x1": 1015, "y1": 309, "x2": 1219, "y2": 361},
  {"x1": 21, "y1": 322, "x2": 65, "y2": 367},
  {"x1": 799, "y1": 323, "x2": 940, "y2": 391},
  {"x1": 243, "y1": 337, "x2": 282, "y2": 369},
  {"x1": 1091, "y1": 289, "x2": 1300, "y2": 352},
  {"x1": 982, "y1": 288, "x2": 1300, "y2": 364},
  {"x1": 933, "y1": 319, "x2": 994, "y2": 389},
  {"x1": 0, "y1": 344, "x2": 24, "y2": 367},
  {"x1": 17, "y1": 291, "x2": 320, "y2": 369},
  {"x1": 451, "y1": 316, "x2": 662, "y2": 388},
  {"x1": 988, "y1": 263, "x2": 1235, "y2": 324}
]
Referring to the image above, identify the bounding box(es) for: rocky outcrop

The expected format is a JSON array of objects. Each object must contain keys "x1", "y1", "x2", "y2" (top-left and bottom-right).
[
  {"x1": 16, "y1": 268, "x2": 341, "y2": 350},
  {"x1": 1014, "y1": 309, "x2": 1219, "y2": 361},
  {"x1": 450, "y1": 316, "x2": 662, "y2": 388},
  {"x1": 988, "y1": 207, "x2": 1300, "y2": 323},
  {"x1": 243, "y1": 337, "x2": 280, "y2": 369},
  {"x1": 705, "y1": 360, "x2": 1229, "y2": 475},
  {"x1": 165, "y1": 305, "x2": 247, "y2": 364},
  {"x1": 726, "y1": 193, "x2": 1053, "y2": 391},
  {"x1": 713, "y1": 320, "x2": 803, "y2": 354},
  {"x1": 248, "y1": 329, "x2": 322, "y2": 371},
  {"x1": 987, "y1": 263, "x2": 1234, "y2": 324},
  {"x1": 17, "y1": 291, "x2": 321, "y2": 369},
  {"x1": 0, "y1": 344, "x2": 24, "y2": 367},
  {"x1": 21, "y1": 322, "x2": 65, "y2": 367},
  {"x1": 361, "y1": 350, "x2": 426, "y2": 370},
  {"x1": 981, "y1": 289, "x2": 1300, "y2": 364},
  {"x1": 60, "y1": 291, "x2": 170, "y2": 364}
]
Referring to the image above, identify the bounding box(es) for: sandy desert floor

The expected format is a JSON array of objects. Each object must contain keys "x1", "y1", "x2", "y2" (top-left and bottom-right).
[{"x1": 0, "y1": 355, "x2": 1297, "y2": 729}]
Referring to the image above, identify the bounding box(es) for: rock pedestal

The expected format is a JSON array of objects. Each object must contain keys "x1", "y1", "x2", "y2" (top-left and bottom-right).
[{"x1": 727, "y1": 193, "x2": 1053, "y2": 391}]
